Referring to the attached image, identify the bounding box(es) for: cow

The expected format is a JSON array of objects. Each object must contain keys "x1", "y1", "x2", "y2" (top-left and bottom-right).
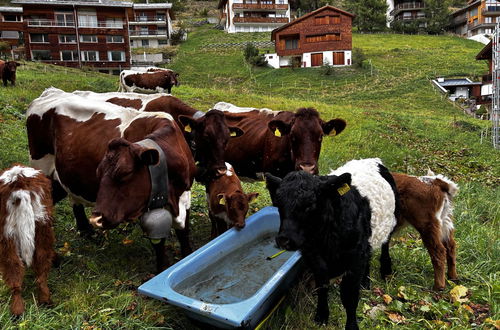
[
  {"x1": 119, "y1": 69, "x2": 180, "y2": 94},
  {"x1": 206, "y1": 162, "x2": 258, "y2": 238},
  {"x1": 0, "y1": 165, "x2": 56, "y2": 316},
  {"x1": 0, "y1": 60, "x2": 20, "y2": 86},
  {"x1": 383, "y1": 170, "x2": 459, "y2": 290},
  {"x1": 212, "y1": 102, "x2": 347, "y2": 179},
  {"x1": 72, "y1": 91, "x2": 244, "y2": 182},
  {"x1": 266, "y1": 158, "x2": 399, "y2": 329},
  {"x1": 26, "y1": 87, "x2": 196, "y2": 271}
]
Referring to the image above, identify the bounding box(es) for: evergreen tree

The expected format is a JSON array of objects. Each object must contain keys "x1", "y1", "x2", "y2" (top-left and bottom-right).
[
  {"x1": 345, "y1": 0, "x2": 388, "y2": 32},
  {"x1": 424, "y1": 0, "x2": 451, "y2": 34}
]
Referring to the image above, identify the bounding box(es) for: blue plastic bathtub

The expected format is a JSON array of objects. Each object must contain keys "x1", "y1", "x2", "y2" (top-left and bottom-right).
[{"x1": 138, "y1": 206, "x2": 303, "y2": 329}]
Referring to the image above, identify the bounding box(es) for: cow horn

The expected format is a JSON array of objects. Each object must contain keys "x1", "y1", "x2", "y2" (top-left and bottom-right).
[{"x1": 89, "y1": 215, "x2": 103, "y2": 228}]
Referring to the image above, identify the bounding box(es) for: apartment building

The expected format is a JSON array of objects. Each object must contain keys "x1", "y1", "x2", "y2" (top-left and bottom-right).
[
  {"x1": 451, "y1": 0, "x2": 500, "y2": 38},
  {"x1": 0, "y1": 7, "x2": 24, "y2": 52},
  {"x1": 265, "y1": 6, "x2": 353, "y2": 68},
  {"x1": 389, "y1": 0, "x2": 426, "y2": 27},
  {"x1": 218, "y1": 0, "x2": 290, "y2": 33},
  {"x1": 129, "y1": 3, "x2": 172, "y2": 48}
]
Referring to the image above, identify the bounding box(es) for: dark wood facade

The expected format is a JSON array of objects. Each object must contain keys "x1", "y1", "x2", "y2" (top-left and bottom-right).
[
  {"x1": 271, "y1": 6, "x2": 353, "y2": 57},
  {"x1": 0, "y1": 8, "x2": 24, "y2": 50}
]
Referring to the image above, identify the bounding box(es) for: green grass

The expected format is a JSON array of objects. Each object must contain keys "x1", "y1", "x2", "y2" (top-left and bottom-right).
[{"x1": 0, "y1": 25, "x2": 499, "y2": 329}]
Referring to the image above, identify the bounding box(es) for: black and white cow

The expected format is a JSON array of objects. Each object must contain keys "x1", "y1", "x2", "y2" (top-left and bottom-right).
[{"x1": 266, "y1": 158, "x2": 398, "y2": 329}]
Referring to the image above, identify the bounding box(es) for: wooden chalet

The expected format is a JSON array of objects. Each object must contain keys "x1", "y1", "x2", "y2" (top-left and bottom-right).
[
  {"x1": 0, "y1": 7, "x2": 24, "y2": 54},
  {"x1": 476, "y1": 41, "x2": 493, "y2": 106},
  {"x1": 265, "y1": 5, "x2": 354, "y2": 68}
]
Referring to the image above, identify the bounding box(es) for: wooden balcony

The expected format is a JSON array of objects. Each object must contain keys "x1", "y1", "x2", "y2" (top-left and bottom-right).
[
  {"x1": 233, "y1": 3, "x2": 288, "y2": 10},
  {"x1": 233, "y1": 17, "x2": 288, "y2": 23},
  {"x1": 390, "y1": 2, "x2": 425, "y2": 16},
  {"x1": 482, "y1": 6, "x2": 500, "y2": 16}
]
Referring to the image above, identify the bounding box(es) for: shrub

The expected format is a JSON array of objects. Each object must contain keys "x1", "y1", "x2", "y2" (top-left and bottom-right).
[
  {"x1": 352, "y1": 47, "x2": 366, "y2": 68},
  {"x1": 243, "y1": 43, "x2": 267, "y2": 67}
]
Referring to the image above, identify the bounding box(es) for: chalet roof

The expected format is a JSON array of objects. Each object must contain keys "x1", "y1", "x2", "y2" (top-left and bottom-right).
[
  {"x1": 133, "y1": 3, "x2": 171, "y2": 10},
  {"x1": 476, "y1": 41, "x2": 492, "y2": 60},
  {"x1": 271, "y1": 5, "x2": 354, "y2": 41},
  {"x1": 0, "y1": 6, "x2": 23, "y2": 12},
  {"x1": 436, "y1": 78, "x2": 481, "y2": 87},
  {"x1": 11, "y1": 0, "x2": 134, "y2": 8}
]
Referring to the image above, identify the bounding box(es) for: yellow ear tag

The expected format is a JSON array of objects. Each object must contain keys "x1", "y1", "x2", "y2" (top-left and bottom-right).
[
  {"x1": 337, "y1": 183, "x2": 350, "y2": 196},
  {"x1": 331, "y1": 129, "x2": 337, "y2": 136},
  {"x1": 219, "y1": 197, "x2": 225, "y2": 205},
  {"x1": 230, "y1": 131, "x2": 237, "y2": 137},
  {"x1": 274, "y1": 128, "x2": 281, "y2": 137},
  {"x1": 184, "y1": 124, "x2": 192, "y2": 133}
]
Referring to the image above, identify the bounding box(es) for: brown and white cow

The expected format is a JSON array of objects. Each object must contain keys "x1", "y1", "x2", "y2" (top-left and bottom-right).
[
  {"x1": 0, "y1": 165, "x2": 56, "y2": 316},
  {"x1": 119, "y1": 69, "x2": 179, "y2": 94},
  {"x1": 72, "y1": 91, "x2": 244, "y2": 181},
  {"x1": 26, "y1": 87, "x2": 196, "y2": 271},
  {"x1": 0, "y1": 60, "x2": 20, "y2": 86},
  {"x1": 206, "y1": 162, "x2": 258, "y2": 238},
  {"x1": 213, "y1": 102, "x2": 347, "y2": 179}
]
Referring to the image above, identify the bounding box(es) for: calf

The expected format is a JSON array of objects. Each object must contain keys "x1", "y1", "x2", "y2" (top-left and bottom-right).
[
  {"x1": 206, "y1": 163, "x2": 258, "y2": 238},
  {"x1": 383, "y1": 170, "x2": 459, "y2": 290},
  {"x1": 266, "y1": 158, "x2": 398, "y2": 329},
  {"x1": 119, "y1": 69, "x2": 179, "y2": 94},
  {"x1": 0, "y1": 60, "x2": 20, "y2": 86},
  {"x1": 0, "y1": 165, "x2": 56, "y2": 316}
]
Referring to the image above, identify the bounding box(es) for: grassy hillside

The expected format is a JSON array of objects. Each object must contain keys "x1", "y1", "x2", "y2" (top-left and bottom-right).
[{"x1": 0, "y1": 27, "x2": 499, "y2": 330}]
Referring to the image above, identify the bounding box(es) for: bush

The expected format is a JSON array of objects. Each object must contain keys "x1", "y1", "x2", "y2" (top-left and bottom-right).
[
  {"x1": 170, "y1": 29, "x2": 186, "y2": 46},
  {"x1": 243, "y1": 43, "x2": 267, "y2": 67},
  {"x1": 322, "y1": 63, "x2": 334, "y2": 75},
  {"x1": 352, "y1": 47, "x2": 366, "y2": 68}
]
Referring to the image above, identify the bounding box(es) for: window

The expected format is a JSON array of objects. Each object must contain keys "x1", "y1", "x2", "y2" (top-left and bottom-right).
[
  {"x1": 306, "y1": 33, "x2": 341, "y2": 42},
  {"x1": 59, "y1": 34, "x2": 76, "y2": 44},
  {"x1": 106, "y1": 35, "x2": 124, "y2": 43},
  {"x1": 108, "y1": 51, "x2": 125, "y2": 62},
  {"x1": 61, "y1": 50, "x2": 78, "y2": 61},
  {"x1": 158, "y1": 39, "x2": 169, "y2": 45},
  {"x1": 32, "y1": 50, "x2": 51, "y2": 60},
  {"x1": 141, "y1": 39, "x2": 149, "y2": 47},
  {"x1": 315, "y1": 15, "x2": 340, "y2": 25},
  {"x1": 0, "y1": 31, "x2": 19, "y2": 39},
  {"x1": 3, "y1": 14, "x2": 22, "y2": 22},
  {"x1": 81, "y1": 51, "x2": 99, "y2": 61},
  {"x1": 30, "y1": 33, "x2": 49, "y2": 43},
  {"x1": 80, "y1": 35, "x2": 98, "y2": 43},
  {"x1": 55, "y1": 12, "x2": 74, "y2": 27},
  {"x1": 78, "y1": 11, "x2": 98, "y2": 27},
  {"x1": 285, "y1": 38, "x2": 298, "y2": 49},
  {"x1": 106, "y1": 17, "x2": 122, "y2": 28}
]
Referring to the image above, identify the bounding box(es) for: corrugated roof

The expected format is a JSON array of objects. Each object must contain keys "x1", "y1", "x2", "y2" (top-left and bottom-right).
[
  {"x1": 12, "y1": 0, "x2": 133, "y2": 8},
  {"x1": 436, "y1": 78, "x2": 481, "y2": 87},
  {"x1": 0, "y1": 6, "x2": 23, "y2": 12},
  {"x1": 133, "y1": 3, "x2": 171, "y2": 9}
]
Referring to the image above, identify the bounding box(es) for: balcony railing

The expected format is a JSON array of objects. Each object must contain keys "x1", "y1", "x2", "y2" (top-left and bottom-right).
[
  {"x1": 467, "y1": 21, "x2": 496, "y2": 29},
  {"x1": 129, "y1": 30, "x2": 168, "y2": 36},
  {"x1": 233, "y1": 3, "x2": 288, "y2": 10},
  {"x1": 482, "y1": 6, "x2": 500, "y2": 15},
  {"x1": 26, "y1": 19, "x2": 123, "y2": 28},
  {"x1": 390, "y1": 2, "x2": 425, "y2": 15},
  {"x1": 233, "y1": 17, "x2": 288, "y2": 23},
  {"x1": 130, "y1": 16, "x2": 167, "y2": 23}
]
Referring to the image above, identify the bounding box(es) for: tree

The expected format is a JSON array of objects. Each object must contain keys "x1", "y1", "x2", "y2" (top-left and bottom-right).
[
  {"x1": 424, "y1": 0, "x2": 451, "y2": 34},
  {"x1": 345, "y1": 0, "x2": 388, "y2": 32},
  {"x1": 0, "y1": 41, "x2": 10, "y2": 60}
]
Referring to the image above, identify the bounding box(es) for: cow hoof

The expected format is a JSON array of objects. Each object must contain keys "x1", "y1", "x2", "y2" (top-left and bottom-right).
[{"x1": 433, "y1": 284, "x2": 445, "y2": 292}]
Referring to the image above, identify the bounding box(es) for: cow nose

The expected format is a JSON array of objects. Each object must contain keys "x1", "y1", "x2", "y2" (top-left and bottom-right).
[
  {"x1": 299, "y1": 164, "x2": 316, "y2": 174},
  {"x1": 217, "y1": 168, "x2": 227, "y2": 176},
  {"x1": 234, "y1": 222, "x2": 245, "y2": 230},
  {"x1": 89, "y1": 214, "x2": 103, "y2": 228}
]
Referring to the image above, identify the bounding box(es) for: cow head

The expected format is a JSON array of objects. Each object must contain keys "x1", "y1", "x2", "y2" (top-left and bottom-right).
[
  {"x1": 179, "y1": 110, "x2": 243, "y2": 179},
  {"x1": 217, "y1": 191, "x2": 258, "y2": 229},
  {"x1": 90, "y1": 138, "x2": 159, "y2": 229},
  {"x1": 265, "y1": 171, "x2": 351, "y2": 251},
  {"x1": 268, "y1": 108, "x2": 346, "y2": 175},
  {"x1": 164, "y1": 71, "x2": 180, "y2": 88},
  {"x1": 5, "y1": 61, "x2": 20, "y2": 74}
]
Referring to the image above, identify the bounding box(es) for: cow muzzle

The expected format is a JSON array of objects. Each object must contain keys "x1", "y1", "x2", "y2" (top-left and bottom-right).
[
  {"x1": 299, "y1": 164, "x2": 316, "y2": 174},
  {"x1": 89, "y1": 214, "x2": 103, "y2": 228}
]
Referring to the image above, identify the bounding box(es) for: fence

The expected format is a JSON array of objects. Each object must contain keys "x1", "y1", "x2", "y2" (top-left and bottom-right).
[{"x1": 200, "y1": 41, "x2": 275, "y2": 50}]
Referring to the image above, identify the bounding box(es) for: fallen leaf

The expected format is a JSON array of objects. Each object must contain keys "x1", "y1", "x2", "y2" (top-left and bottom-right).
[
  {"x1": 462, "y1": 304, "x2": 474, "y2": 314},
  {"x1": 382, "y1": 294, "x2": 393, "y2": 304},
  {"x1": 127, "y1": 301, "x2": 138, "y2": 311},
  {"x1": 59, "y1": 242, "x2": 72, "y2": 256},
  {"x1": 387, "y1": 312, "x2": 406, "y2": 324},
  {"x1": 367, "y1": 304, "x2": 386, "y2": 319},
  {"x1": 122, "y1": 238, "x2": 134, "y2": 245},
  {"x1": 450, "y1": 285, "x2": 469, "y2": 303},
  {"x1": 485, "y1": 318, "x2": 500, "y2": 329},
  {"x1": 372, "y1": 287, "x2": 384, "y2": 297},
  {"x1": 397, "y1": 286, "x2": 408, "y2": 300}
]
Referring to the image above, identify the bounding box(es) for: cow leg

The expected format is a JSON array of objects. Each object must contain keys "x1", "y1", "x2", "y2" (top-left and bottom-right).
[
  {"x1": 150, "y1": 238, "x2": 171, "y2": 273},
  {"x1": 32, "y1": 224, "x2": 55, "y2": 306},
  {"x1": 417, "y1": 224, "x2": 447, "y2": 291},
  {"x1": 216, "y1": 218, "x2": 228, "y2": 236},
  {"x1": 360, "y1": 260, "x2": 370, "y2": 290},
  {"x1": 1, "y1": 242, "x2": 25, "y2": 316},
  {"x1": 380, "y1": 239, "x2": 393, "y2": 279},
  {"x1": 305, "y1": 256, "x2": 330, "y2": 325},
  {"x1": 208, "y1": 211, "x2": 218, "y2": 239},
  {"x1": 73, "y1": 204, "x2": 94, "y2": 235},
  {"x1": 51, "y1": 180, "x2": 67, "y2": 204},
  {"x1": 340, "y1": 268, "x2": 362, "y2": 330},
  {"x1": 444, "y1": 230, "x2": 458, "y2": 281},
  {"x1": 175, "y1": 209, "x2": 193, "y2": 257}
]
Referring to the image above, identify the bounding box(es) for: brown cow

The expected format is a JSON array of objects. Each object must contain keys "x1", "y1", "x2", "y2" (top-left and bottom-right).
[
  {"x1": 0, "y1": 60, "x2": 20, "y2": 86},
  {"x1": 213, "y1": 102, "x2": 347, "y2": 179},
  {"x1": 206, "y1": 162, "x2": 258, "y2": 238},
  {"x1": 381, "y1": 170, "x2": 459, "y2": 290},
  {"x1": 0, "y1": 165, "x2": 56, "y2": 316},
  {"x1": 27, "y1": 87, "x2": 196, "y2": 271},
  {"x1": 73, "y1": 91, "x2": 244, "y2": 182},
  {"x1": 119, "y1": 69, "x2": 179, "y2": 94}
]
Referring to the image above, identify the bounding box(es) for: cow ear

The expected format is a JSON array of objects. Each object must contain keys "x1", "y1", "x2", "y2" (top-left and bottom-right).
[
  {"x1": 246, "y1": 192, "x2": 259, "y2": 203},
  {"x1": 265, "y1": 173, "x2": 282, "y2": 205},
  {"x1": 217, "y1": 193, "x2": 226, "y2": 206},
  {"x1": 322, "y1": 118, "x2": 346, "y2": 137},
  {"x1": 268, "y1": 120, "x2": 291, "y2": 138},
  {"x1": 229, "y1": 126, "x2": 244, "y2": 138},
  {"x1": 16, "y1": 62, "x2": 21, "y2": 67},
  {"x1": 175, "y1": 73, "x2": 179, "y2": 77},
  {"x1": 320, "y1": 173, "x2": 352, "y2": 197},
  {"x1": 140, "y1": 148, "x2": 160, "y2": 166},
  {"x1": 178, "y1": 115, "x2": 198, "y2": 133}
]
